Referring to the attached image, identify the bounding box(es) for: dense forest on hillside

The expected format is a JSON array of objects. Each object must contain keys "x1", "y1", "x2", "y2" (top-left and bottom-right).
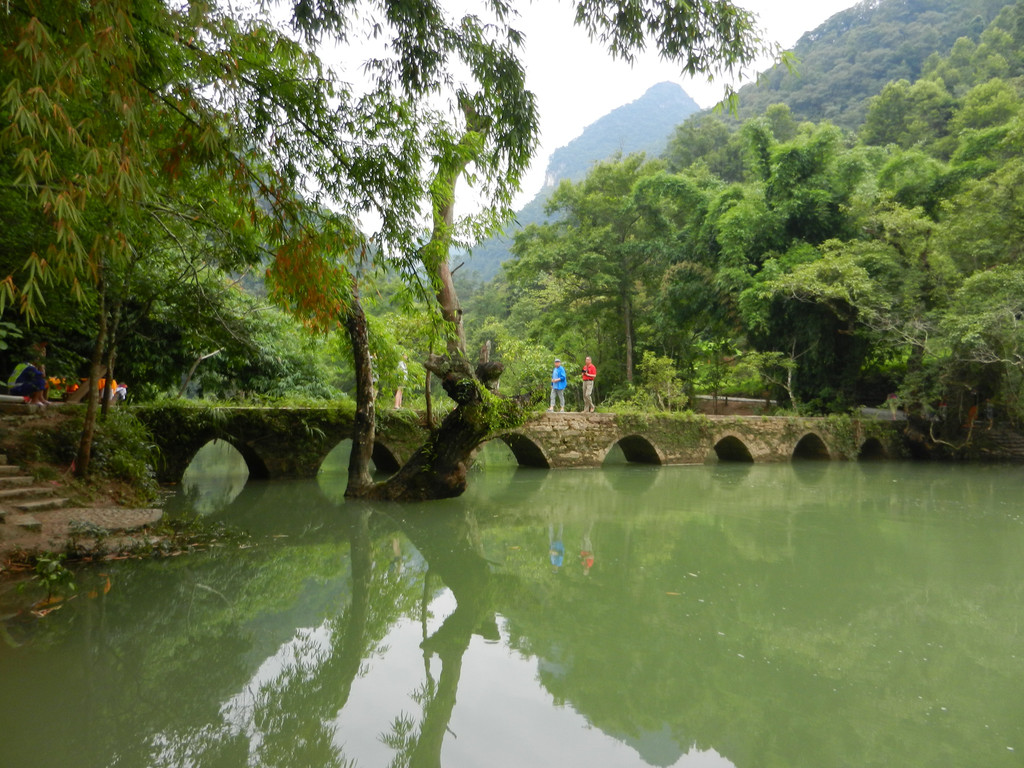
[
  {"x1": 735, "y1": 0, "x2": 1011, "y2": 127},
  {"x1": 464, "y1": 0, "x2": 1024, "y2": 432},
  {"x1": 464, "y1": 0, "x2": 1015, "y2": 290},
  {"x1": 6, "y1": 0, "x2": 1024, "y2": 468}
]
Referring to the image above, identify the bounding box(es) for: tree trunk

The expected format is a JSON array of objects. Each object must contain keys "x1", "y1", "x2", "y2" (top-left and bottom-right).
[
  {"x1": 99, "y1": 349, "x2": 116, "y2": 419},
  {"x1": 343, "y1": 279, "x2": 376, "y2": 497},
  {"x1": 99, "y1": 293, "x2": 125, "y2": 420},
  {"x1": 342, "y1": 95, "x2": 525, "y2": 501},
  {"x1": 75, "y1": 287, "x2": 107, "y2": 478},
  {"x1": 623, "y1": 293, "x2": 634, "y2": 383},
  {"x1": 349, "y1": 352, "x2": 519, "y2": 501},
  {"x1": 177, "y1": 349, "x2": 222, "y2": 397}
]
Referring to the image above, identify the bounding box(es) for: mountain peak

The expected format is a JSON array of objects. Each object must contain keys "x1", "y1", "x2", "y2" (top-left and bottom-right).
[{"x1": 542, "y1": 81, "x2": 701, "y2": 188}]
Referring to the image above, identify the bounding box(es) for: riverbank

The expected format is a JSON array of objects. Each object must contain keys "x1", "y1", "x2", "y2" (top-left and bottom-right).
[{"x1": 0, "y1": 406, "x2": 165, "y2": 579}]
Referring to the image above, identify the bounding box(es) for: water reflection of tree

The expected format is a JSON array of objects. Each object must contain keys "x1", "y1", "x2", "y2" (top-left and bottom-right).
[
  {"x1": 48, "y1": 504, "x2": 423, "y2": 768},
  {"x1": 116, "y1": 503, "x2": 500, "y2": 768},
  {"x1": 12, "y1": 467, "x2": 1024, "y2": 768},
  {"x1": 214, "y1": 506, "x2": 425, "y2": 768},
  {"x1": 381, "y1": 506, "x2": 500, "y2": 768}
]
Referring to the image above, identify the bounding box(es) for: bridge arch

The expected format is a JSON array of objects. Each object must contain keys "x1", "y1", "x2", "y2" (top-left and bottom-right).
[
  {"x1": 372, "y1": 442, "x2": 402, "y2": 474},
  {"x1": 612, "y1": 434, "x2": 663, "y2": 465},
  {"x1": 792, "y1": 432, "x2": 830, "y2": 460},
  {"x1": 857, "y1": 437, "x2": 888, "y2": 460},
  {"x1": 712, "y1": 434, "x2": 754, "y2": 463},
  {"x1": 182, "y1": 436, "x2": 270, "y2": 480},
  {"x1": 227, "y1": 439, "x2": 271, "y2": 479},
  {"x1": 498, "y1": 433, "x2": 551, "y2": 469},
  {"x1": 318, "y1": 438, "x2": 403, "y2": 476}
]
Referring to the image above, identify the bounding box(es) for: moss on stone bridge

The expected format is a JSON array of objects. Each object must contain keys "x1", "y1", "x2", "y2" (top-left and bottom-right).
[{"x1": 134, "y1": 403, "x2": 905, "y2": 483}]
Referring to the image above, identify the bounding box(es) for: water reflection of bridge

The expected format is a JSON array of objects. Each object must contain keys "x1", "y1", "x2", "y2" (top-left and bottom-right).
[{"x1": 136, "y1": 406, "x2": 904, "y2": 484}]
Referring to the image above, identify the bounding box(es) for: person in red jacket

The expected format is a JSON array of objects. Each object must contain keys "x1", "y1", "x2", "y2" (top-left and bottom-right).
[{"x1": 581, "y1": 356, "x2": 597, "y2": 413}]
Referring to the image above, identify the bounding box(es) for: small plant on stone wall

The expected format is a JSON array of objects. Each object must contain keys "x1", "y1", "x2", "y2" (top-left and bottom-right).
[
  {"x1": 822, "y1": 414, "x2": 860, "y2": 459},
  {"x1": 672, "y1": 410, "x2": 714, "y2": 440},
  {"x1": 480, "y1": 388, "x2": 528, "y2": 433},
  {"x1": 300, "y1": 421, "x2": 327, "y2": 443}
]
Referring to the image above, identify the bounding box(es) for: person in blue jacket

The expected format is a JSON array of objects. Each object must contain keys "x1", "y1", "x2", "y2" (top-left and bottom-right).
[
  {"x1": 7, "y1": 362, "x2": 49, "y2": 405},
  {"x1": 548, "y1": 357, "x2": 567, "y2": 412}
]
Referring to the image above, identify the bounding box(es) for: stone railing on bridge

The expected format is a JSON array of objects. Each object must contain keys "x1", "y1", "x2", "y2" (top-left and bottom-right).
[{"x1": 134, "y1": 404, "x2": 904, "y2": 483}]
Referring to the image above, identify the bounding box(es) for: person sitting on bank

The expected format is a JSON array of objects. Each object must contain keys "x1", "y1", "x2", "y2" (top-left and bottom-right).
[
  {"x1": 7, "y1": 362, "x2": 49, "y2": 405},
  {"x1": 581, "y1": 356, "x2": 597, "y2": 413}
]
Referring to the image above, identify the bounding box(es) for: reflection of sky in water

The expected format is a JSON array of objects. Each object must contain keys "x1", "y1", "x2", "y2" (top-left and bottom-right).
[
  {"x1": 180, "y1": 439, "x2": 249, "y2": 514},
  {"x1": 442, "y1": 611, "x2": 736, "y2": 768},
  {"x1": 471, "y1": 439, "x2": 521, "y2": 470},
  {"x1": 156, "y1": 586, "x2": 736, "y2": 768}
]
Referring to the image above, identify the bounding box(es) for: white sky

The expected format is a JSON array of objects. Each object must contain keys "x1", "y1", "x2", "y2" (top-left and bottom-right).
[
  {"x1": 309, "y1": 0, "x2": 863, "y2": 219},
  {"x1": 511, "y1": 0, "x2": 862, "y2": 205}
]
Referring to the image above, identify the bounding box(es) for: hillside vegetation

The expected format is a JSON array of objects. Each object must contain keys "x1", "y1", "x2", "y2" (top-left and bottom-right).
[
  {"x1": 6, "y1": 0, "x2": 1024, "y2": 452},
  {"x1": 463, "y1": 0, "x2": 1011, "y2": 283},
  {"x1": 463, "y1": 82, "x2": 702, "y2": 281},
  {"x1": 736, "y1": 0, "x2": 1011, "y2": 127},
  {"x1": 463, "y1": 0, "x2": 1024, "y2": 437}
]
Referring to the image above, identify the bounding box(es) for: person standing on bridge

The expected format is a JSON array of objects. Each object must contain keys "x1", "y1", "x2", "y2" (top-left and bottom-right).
[
  {"x1": 548, "y1": 357, "x2": 567, "y2": 412},
  {"x1": 581, "y1": 356, "x2": 597, "y2": 413},
  {"x1": 393, "y1": 355, "x2": 408, "y2": 409}
]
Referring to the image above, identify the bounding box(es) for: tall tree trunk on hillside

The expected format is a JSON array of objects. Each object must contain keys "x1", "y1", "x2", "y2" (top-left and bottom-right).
[
  {"x1": 623, "y1": 292, "x2": 634, "y2": 384},
  {"x1": 99, "y1": 297, "x2": 122, "y2": 420},
  {"x1": 343, "y1": 97, "x2": 522, "y2": 501}
]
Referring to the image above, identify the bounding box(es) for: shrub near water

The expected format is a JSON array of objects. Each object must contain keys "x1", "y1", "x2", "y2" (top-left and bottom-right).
[{"x1": 45, "y1": 411, "x2": 160, "y2": 502}]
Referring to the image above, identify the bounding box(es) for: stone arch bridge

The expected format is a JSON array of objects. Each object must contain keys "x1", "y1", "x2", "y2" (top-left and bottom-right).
[{"x1": 134, "y1": 406, "x2": 903, "y2": 483}]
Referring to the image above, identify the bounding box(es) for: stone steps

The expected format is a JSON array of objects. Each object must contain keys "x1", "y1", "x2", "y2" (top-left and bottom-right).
[
  {"x1": 0, "y1": 448, "x2": 163, "y2": 554},
  {"x1": 0, "y1": 484, "x2": 56, "y2": 500},
  {"x1": 10, "y1": 496, "x2": 68, "y2": 513},
  {"x1": 0, "y1": 454, "x2": 65, "y2": 532},
  {"x1": 5, "y1": 513, "x2": 41, "y2": 532}
]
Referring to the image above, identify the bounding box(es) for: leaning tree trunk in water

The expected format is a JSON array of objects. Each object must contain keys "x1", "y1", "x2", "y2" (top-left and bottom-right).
[
  {"x1": 343, "y1": 277, "x2": 377, "y2": 497},
  {"x1": 344, "y1": 97, "x2": 524, "y2": 501},
  {"x1": 349, "y1": 351, "x2": 517, "y2": 500}
]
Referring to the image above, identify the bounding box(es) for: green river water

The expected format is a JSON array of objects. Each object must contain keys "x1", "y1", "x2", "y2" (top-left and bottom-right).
[{"x1": 1, "y1": 440, "x2": 1023, "y2": 767}]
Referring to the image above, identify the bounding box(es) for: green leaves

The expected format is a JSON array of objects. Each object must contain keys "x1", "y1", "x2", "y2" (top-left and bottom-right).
[{"x1": 573, "y1": 0, "x2": 772, "y2": 82}]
